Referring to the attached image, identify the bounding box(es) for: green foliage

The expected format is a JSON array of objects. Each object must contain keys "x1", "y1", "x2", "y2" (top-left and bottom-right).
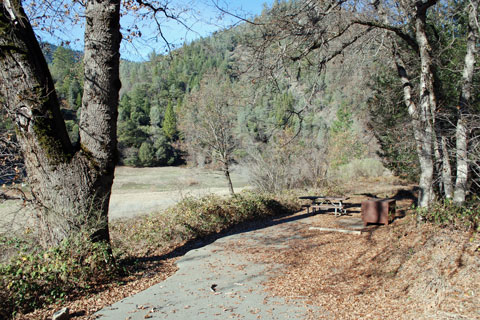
[
  {"x1": 152, "y1": 133, "x2": 179, "y2": 166},
  {"x1": 65, "y1": 120, "x2": 79, "y2": 144},
  {"x1": 274, "y1": 92, "x2": 295, "y2": 128},
  {"x1": 117, "y1": 82, "x2": 183, "y2": 166},
  {"x1": 162, "y1": 100, "x2": 178, "y2": 141},
  {"x1": 116, "y1": 31, "x2": 240, "y2": 167},
  {"x1": 330, "y1": 105, "x2": 354, "y2": 134},
  {"x1": 138, "y1": 141, "x2": 155, "y2": 166},
  {"x1": 149, "y1": 104, "x2": 162, "y2": 127},
  {"x1": 368, "y1": 66, "x2": 420, "y2": 182},
  {"x1": 0, "y1": 233, "x2": 118, "y2": 317},
  {"x1": 327, "y1": 106, "x2": 366, "y2": 169},
  {"x1": 416, "y1": 198, "x2": 480, "y2": 232},
  {"x1": 44, "y1": 45, "x2": 84, "y2": 143},
  {"x1": 50, "y1": 46, "x2": 75, "y2": 86},
  {"x1": 41, "y1": 21, "x2": 379, "y2": 175},
  {"x1": 50, "y1": 46, "x2": 83, "y2": 110}
]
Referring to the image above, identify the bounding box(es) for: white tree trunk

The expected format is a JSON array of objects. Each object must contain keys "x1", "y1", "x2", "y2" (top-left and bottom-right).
[
  {"x1": 441, "y1": 135, "x2": 453, "y2": 198},
  {"x1": 454, "y1": 0, "x2": 478, "y2": 204},
  {"x1": 412, "y1": 3, "x2": 437, "y2": 207},
  {"x1": 393, "y1": 45, "x2": 432, "y2": 207}
]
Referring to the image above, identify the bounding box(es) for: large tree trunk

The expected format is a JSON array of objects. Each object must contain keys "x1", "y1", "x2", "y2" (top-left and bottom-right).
[
  {"x1": 454, "y1": 0, "x2": 478, "y2": 204},
  {"x1": 393, "y1": 46, "x2": 432, "y2": 208},
  {"x1": 412, "y1": 1, "x2": 437, "y2": 207},
  {"x1": 0, "y1": 0, "x2": 121, "y2": 245}
]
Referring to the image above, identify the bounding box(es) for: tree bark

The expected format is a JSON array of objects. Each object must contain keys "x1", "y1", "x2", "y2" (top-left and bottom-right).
[
  {"x1": 0, "y1": 0, "x2": 121, "y2": 245},
  {"x1": 223, "y1": 161, "x2": 235, "y2": 195},
  {"x1": 378, "y1": 3, "x2": 438, "y2": 208},
  {"x1": 454, "y1": 0, "x2": 478, "y2": 204},
  {"x1": 440, "y1": 135, "x2": 453, "y2": 198},
  {"x1": 410, "y1": 1, "x2": 437, "y2": 207},
  {"x1": 393, "y1": 45, "x2": 432, "y2": 208}
]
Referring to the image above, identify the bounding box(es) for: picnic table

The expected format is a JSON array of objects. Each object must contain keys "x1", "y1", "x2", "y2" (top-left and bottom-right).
[{"x1": 299, "y1": 196, "x2": 349, "y2": 216}]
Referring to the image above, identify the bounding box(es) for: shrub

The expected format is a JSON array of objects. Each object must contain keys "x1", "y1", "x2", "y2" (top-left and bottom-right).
[
  {"x1": 0, "y1": 232, "x2": 118, "y2": 317},
  {"x1": 329, "y1": 158, "x2": 386, "y2": 183},
  {"x1": 138, "y1": 141, "x2": 155, "y2": 166},
  {"x1": 416, "y1": 198, "x2": 480, "y2": 232},
  {"x1": 111, "y1": 191, "x2": 301, "y2": 257}
]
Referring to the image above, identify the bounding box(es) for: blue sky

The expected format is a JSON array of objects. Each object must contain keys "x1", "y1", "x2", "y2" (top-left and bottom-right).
[
  {"x1": 37, "y1": 0, "x2": 273, "y2": 62},
  {"x1": 120, "y1": 0, "x2": 273, "y2": 61}
]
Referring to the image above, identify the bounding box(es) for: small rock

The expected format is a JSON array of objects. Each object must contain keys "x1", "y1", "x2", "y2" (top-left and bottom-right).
[{"x1": 52, "y1": 307, "x2": 69, "y2": 320}]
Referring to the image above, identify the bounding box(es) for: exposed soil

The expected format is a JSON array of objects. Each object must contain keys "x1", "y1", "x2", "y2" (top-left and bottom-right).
[{"x1": 15, "y1": 178, "x2": 480, "y2": 320}]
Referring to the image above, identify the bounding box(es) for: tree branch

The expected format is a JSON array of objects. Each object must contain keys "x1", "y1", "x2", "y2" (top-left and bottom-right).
[
  {"x1": 211, "y1": 0, "x2": 264, "y2": 26},
  {"x1": 352, "y1": 19, "x2": 419, "y2": 53},
  {"x1": 415, "y1": 0, "x2": 439, "y2": 16},
  {"x1": 134, "y1": 0, "x2": 194, "y2": 51},
  {"x1": 316, "y1": 26, "x2": 373, "y2": 66}
]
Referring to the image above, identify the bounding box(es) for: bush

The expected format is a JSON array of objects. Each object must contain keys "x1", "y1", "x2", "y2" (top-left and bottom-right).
[
  {"x1": 329, "y1": 158, "x2": 386, "y2": 183},
  {"x1": 1, "y1": 191, "x2": 301, "y2": 317},
  {"x1": 111, "y1": 191, "x2": 301, "y2": 257},
  {"x1": 0, "y1": 233, "x2": 118, "y2": 317},
  {"x1": 416, "y1": 198, "x2": 480, "y2": 231}
]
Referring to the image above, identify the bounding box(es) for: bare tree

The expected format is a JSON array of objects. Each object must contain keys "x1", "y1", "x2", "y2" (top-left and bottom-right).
[
  {"x1": 228, "y1": 0, "x2": 478, "y2": 207},
  {"x1": 454, "y1": 0, "x2": 479, "y2": 203},
  {"x1": 179, "y1": 71, "x2": 240, "y2": 195}
]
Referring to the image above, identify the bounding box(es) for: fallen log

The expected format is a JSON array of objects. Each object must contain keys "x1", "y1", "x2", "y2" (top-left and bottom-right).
[{"x1": 308, "y1": 227, "x2": 362, "y2": 235}]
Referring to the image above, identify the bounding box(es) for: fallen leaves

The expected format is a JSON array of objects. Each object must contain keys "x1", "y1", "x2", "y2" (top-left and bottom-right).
[{"x1": 13, "y1": 184, "x2": 480, "y2": 320}]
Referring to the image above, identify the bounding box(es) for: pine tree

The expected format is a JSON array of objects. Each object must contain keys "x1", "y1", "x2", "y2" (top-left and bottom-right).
[{"x1": 162, "y1": 100, "x2": 178, "y2": 141}]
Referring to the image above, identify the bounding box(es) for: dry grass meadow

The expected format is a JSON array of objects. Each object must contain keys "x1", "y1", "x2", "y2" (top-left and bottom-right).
[{"x1": 0, "y1": 165, "x2": 251, "y2": 231}]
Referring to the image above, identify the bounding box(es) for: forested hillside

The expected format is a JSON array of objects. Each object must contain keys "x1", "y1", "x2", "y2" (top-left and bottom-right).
[
  {"x1": 2, "y1": 0, "x2": 479, "y2": 199},
  {"x1": 2, "y1": 1, "x2": 480, "y2": 318},
  {"x1": 117, "y1": 27, "x2": 379, "y2": 188},
  {"x1": 36, "y1": 21, "x2": 380, "y2": 193},
  {"x1": 112, "y1": 0, "x2": 480, "y2": 201}
]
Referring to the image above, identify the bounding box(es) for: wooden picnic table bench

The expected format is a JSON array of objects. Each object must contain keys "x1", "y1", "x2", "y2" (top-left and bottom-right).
[{"x1": 299, "y1": 196, "x2": 349, "y2": 216}]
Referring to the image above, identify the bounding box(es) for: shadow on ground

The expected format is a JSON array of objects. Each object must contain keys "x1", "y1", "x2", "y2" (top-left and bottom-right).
[
  {"x1": 119, "y1": 209, "x2": 317, "y2": 270},
  {"x1": 120, "y1": 186, "x2": 419, "y2": 279}
]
